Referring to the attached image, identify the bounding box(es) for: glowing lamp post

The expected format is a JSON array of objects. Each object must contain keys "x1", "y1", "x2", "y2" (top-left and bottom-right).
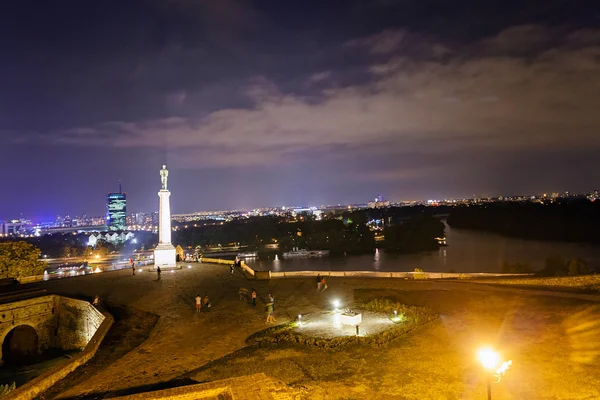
[
  {"x1": 332, "y1": 300, "x2": 340, "y2": 312},
  {"x1": 477, "y1": 347, "x2": 512, "y2": 400}
]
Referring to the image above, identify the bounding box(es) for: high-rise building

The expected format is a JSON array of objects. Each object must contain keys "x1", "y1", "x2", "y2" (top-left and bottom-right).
[{"x1": 106, "y1": 187, "x2": 127, "y2": 231}]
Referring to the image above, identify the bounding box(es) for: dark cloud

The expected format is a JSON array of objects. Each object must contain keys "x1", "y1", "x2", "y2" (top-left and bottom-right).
[{"x1": 1, "y1": 1, "x2": 599, "y2": 217}]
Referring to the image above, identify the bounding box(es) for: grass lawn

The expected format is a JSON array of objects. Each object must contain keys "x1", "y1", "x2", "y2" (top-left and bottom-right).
[{"x1": 470, "y1": 275, "x2": 600, "y2": 293}]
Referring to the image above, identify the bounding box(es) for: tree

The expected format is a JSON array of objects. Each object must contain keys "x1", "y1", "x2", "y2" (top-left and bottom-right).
[
  {"x1": 62, "y1": 245, "x2": 74, "y2": 258},
  {"x1": 81, "y1": 246, "x2": 93, "y2": 258},
  {"x1": 0, "y1": 242, "x2": 47, "y2": 278},
  {"x1": 568, "y1": 258, "x2": 589, "y2": 276},
  {"x1": 543, "y1": 255, "x2": 567, "y2": 276},
  {"x1": 501, "y1": 262, "x2": 532, "y2": 274}
]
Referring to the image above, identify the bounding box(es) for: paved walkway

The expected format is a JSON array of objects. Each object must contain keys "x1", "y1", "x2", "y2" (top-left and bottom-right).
[{"x1": 33, "y1": 263, "x2": 600, "y2": 399}]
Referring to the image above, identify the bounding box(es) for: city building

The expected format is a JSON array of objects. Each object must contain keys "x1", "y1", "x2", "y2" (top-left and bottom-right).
[
  {"x1": 106, "y1": 189, "x2": 127, "y2": 231},
  {"x1": 368, "y1": 194, "x2": 390, "y2": 208},
  {"x1": 1, "y1": 219, "x2": 31, "y2": 235},
  {"x1": 87, "y1": 231, "x2": 135, "y2": 247}
]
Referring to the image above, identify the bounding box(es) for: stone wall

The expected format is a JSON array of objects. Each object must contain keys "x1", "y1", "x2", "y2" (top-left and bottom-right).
[
  {"x1": 198, "y1": 258, "x2": 533, "y2": 281},
  {"x1": 0, "y1": 295, "x2": 105, "y2": 363},
  {"x1": 200, "y1": 257, "x2": 255, "y2": 277},
  {"x1": 10, "y1": 308, "x2": 113, "y2": 400},
  {"x1": 266, "y1": 270, "x2": 534, "y2": 279},
  {"x1": 56, "y1": 297, "x2": 105, "y2": 351},
  {"x1": 0, "y1": 295, "x2": 58, "y2": 359}
]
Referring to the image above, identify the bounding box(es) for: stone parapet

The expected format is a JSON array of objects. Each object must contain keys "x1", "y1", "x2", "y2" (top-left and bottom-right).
[
  {"x1": 200, "y1": 258, "x2": 256, "y2": 277},
  {"x1": 257, "y1": 270, "x2": 534, "y2": 280}
]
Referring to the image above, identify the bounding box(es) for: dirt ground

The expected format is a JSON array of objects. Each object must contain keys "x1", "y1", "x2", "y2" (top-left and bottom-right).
[
  {"x1": 191, "y1": 287, "x2": 600, "y2": 400},
  {"x1": 30, "y1": 265, "x2": 600, "y2": 399}
]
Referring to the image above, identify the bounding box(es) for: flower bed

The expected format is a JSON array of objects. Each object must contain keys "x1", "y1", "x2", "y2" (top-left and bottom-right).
[{"x1": 246, "y1": 299, "x2": 437, "y2": 349}]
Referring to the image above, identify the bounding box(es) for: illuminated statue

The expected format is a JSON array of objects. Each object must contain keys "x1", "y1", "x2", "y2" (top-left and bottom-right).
[{"x1": 160, "y1": 165, "x2": 169, "y2": 190}]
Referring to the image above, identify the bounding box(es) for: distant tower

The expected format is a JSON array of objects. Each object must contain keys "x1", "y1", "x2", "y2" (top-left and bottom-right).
[{"x1": 106, "y1": 182, "x2": 126, "y2": 231}]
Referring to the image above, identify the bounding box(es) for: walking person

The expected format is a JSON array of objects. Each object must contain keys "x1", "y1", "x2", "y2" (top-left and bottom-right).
[
  {"x1": 251, "y1": 289, "x2": 257, "y2": 307},
  {"x1": 130, "y1": 258, "x2": 135, "y2": 275},
  {"x1": 195, "y1": 294, "x2": 201, "y2": 314},
  {"x1": 157, "y1": 266, "x2": 162, "y2": 281},
  {"x1": 203, "y1": 294, "x2": 211, "y2": 311},
  {"x1": 265, "y1": 301, "x2": 275, "y2": 324},
  {"x1": 320, "y1": 276, "x2": 328, "y2": 292},
  {"x1": 268, "y1": 293, "x2": 274, "y2": 310},
  {"x1": 230, "y1": 264, "x2": 234, "y2": 275},
  {"x1": 316, "y1": 274, "x2": 322, "y2": 291}
]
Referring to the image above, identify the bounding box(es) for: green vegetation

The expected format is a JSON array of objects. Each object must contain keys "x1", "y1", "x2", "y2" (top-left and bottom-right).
[
  {"x1": 541, "y1": 255, "x2": 589, "y2": 276},
  {"x1": 0, "y1": 382, "x2": 15, "y2": 397},
  {"x1": 383, "y1": 215, "x2": 444, "y2": 253},
  {"x1": 470, "y1": 275, "x2": 600, "y2": 293},
  {"x1": 501, "y1": 262, "x2": 532, "y2": 274},
  {"x1": 175, "y1": 209, "x2": 446, "y2": 256},
  {"x1": 412, "y1": 268, "x2": 429, "y2": 279},
  {"x1": 0, "y1": 241, "x2": 47, "y2": 278},
  {"x1": 0, "y1": 231, "x2": 157, "y2": 259},
  {"x1": 447, "y1": 200, "x2": 600, "y2": 243}
]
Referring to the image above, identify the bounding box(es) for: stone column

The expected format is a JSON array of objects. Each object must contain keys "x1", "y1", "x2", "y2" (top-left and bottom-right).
[
  {"x1": 158, "y1": 190, "x2": 172, "y2": 245},
  {"x1": 154, "y1": 189, "x2": 176, "y2": 268}
]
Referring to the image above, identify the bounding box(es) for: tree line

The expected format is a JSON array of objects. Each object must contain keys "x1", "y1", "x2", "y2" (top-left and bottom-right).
[
  {"x1": 447, "y1": 200, "x2": 600, "y2": 243},
  {"x1": 174, "y1": 210, "x2": 446, "y2": 255}
]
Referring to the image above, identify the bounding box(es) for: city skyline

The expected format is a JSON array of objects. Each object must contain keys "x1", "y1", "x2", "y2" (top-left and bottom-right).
[
  {"x1": 2, "y1": 185, "x2": 597, "y2": 224},
  {"x1": 1, "y1": 1, "x2": 600, "y2": 218}
]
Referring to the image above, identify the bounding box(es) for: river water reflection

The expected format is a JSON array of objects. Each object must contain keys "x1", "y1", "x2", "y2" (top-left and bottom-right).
[{"x1": 245, "y1": 224, "x2": 600, "y2": 273}]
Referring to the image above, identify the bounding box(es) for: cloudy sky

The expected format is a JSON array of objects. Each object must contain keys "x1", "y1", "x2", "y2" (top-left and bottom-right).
[{"x1": 1, "y1": 0, "x2": 599, "y2": 220}]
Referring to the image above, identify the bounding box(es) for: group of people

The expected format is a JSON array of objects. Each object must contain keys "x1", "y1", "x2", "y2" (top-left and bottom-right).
[
  {"x1": 316, "y1": 274, "x2": 328, "y2": 291},
  {"x1": 238, "y1": 287, "x2": 276, "y2": 323},
  {"x1": 195, "y1": 294, "x2": 212, "y2": 312}
]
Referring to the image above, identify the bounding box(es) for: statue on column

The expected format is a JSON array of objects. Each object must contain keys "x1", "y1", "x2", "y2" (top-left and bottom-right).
[{"x1": 160, "y1": 165, "x2": 169, "y2": 190}]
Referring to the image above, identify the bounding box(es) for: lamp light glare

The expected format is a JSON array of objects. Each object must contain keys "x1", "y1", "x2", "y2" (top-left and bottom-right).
[{"x1": 478, "y1": 347, "x2": 500, "y2": 370}]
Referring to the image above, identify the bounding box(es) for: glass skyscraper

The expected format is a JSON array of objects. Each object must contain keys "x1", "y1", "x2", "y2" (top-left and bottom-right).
[{"x1": 106, "y1": 192, "x2": 127, "y2": 231}]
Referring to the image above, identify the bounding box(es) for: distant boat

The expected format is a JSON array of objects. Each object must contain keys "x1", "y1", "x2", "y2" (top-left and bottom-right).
[
  {"x1": 237, "y1": 252, "x2": 258, "y2": 258},
  {"x1": 282, "y1": 249, "x2": 330, "y2": 258}
]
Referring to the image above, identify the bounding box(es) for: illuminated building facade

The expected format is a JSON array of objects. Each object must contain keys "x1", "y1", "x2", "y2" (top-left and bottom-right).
[{"x1": 106, "y1": 192, "x2": 127, "y2": 231}]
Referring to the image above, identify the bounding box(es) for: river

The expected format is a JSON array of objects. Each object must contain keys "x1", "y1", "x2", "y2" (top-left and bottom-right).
[{"x1": 244, "y1": 224, "x2": 600, "y2": 273}]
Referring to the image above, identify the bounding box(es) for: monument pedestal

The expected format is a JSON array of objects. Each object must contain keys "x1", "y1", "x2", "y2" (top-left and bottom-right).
[{"x1": 154, "y1": 244, "x2": 177, "y2": 269}]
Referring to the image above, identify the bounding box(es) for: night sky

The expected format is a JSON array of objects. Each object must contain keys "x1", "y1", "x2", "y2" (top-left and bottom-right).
[{"x1": 1, "y1": 0, "x2": 599, "y2": 220}]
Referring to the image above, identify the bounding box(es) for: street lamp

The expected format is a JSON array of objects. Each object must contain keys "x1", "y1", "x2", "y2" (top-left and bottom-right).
[
  {"x1": 332, "y1": 299, "x2": 340, "y2": 312},
  {"x1": 478, "y1": 347, "x2": 498, "y2": 400},
  {"x1": 477, "y1": 347, "x2": 512, "y2": 400}
]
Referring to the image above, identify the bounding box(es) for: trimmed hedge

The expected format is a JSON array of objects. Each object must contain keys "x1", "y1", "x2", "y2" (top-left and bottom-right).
[{"x1": 246, "y1": 299, "x2": 437, "y2": 349}]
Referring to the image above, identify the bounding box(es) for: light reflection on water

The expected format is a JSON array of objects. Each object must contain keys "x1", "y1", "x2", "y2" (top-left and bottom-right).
[{"x1": 245, "y1": 224, "x2": 600, "y2": 273}]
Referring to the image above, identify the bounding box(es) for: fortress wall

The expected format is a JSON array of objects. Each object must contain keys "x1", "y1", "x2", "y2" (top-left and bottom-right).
[{"x1": 56, "y1": 297, "x2": 105, "y2": 351}]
